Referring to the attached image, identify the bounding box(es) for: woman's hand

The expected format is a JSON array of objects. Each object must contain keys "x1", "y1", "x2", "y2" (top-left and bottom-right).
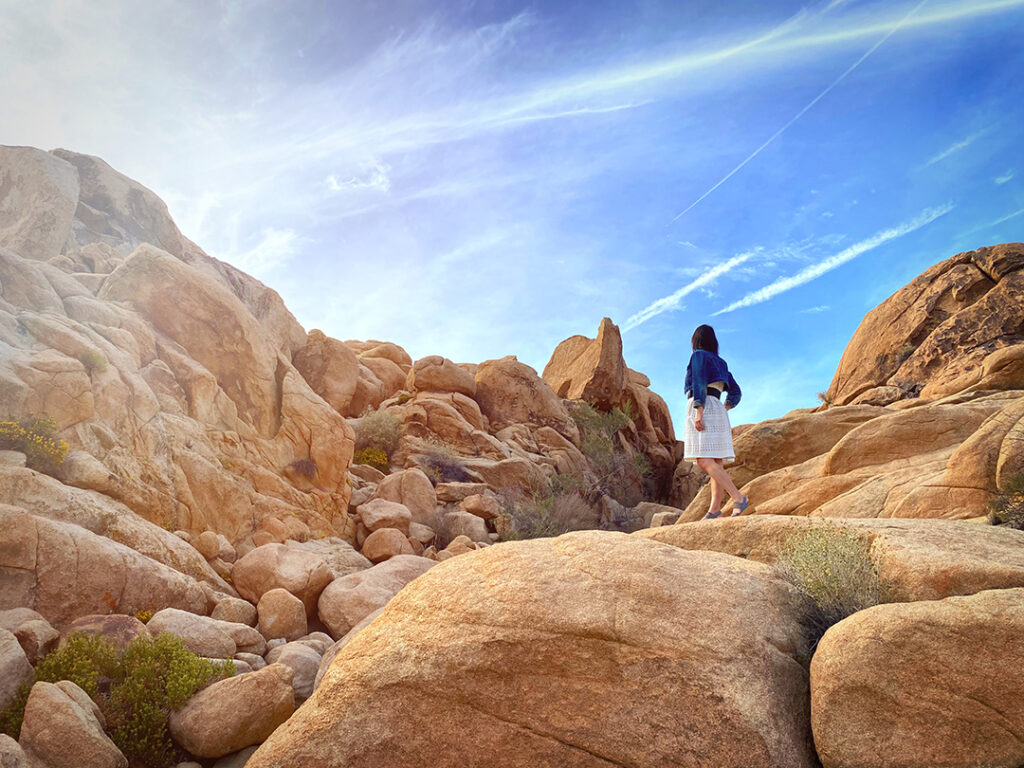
[
  {"x1": 694, "y1": 409, "x2": 706, "y2": 432},
  {"x1": 724, "y1": 403, "x2": 734, "y2": 411}
]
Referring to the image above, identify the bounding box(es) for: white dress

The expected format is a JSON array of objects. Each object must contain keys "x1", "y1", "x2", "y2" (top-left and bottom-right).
[{"x1": 683, "y1": 395, "x2": 735, "y2": 461}]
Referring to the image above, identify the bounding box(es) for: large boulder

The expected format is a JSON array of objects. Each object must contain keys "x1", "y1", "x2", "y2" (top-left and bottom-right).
[
  {"x1": 231, "y1": 543, "x2": 334, "y2": 617},
  {"x1": 146, "y1": 608, "x2": 264, "y2": 658},
  {"x1": 360, "y1": 528, "x2": 414, "y2": 563},
  {"x1": 811, "y1": 588, "x2": 1024, "y2": 768},
  {"x1": 257, "y1": 588, "x2": 307, "y2": 642},
  {"x1": 0, "y1": 146, "x2": 79, "y2": 261},
  {"x1": 19, "y1": 681, "x2": 127, "y2": 768},
  {"x1": 473, "y1": 356, "x2": 580, "y2": 442},
  {"x1": 292, "y1": 329, "x2": 361, "y2": 417},
  {"x1": 249, "y1": 531, "x2": 816, "y2": 768},
  {"x1": 542, "y1": 317, "x2": 626, "y2": 409},
  {"x1": 0, "y1": 629, "x2": 33, "y2": 709},
  {"x1": 637, "y1": 516, "x2": 1024, "y2": 602},
  {"x1": 372, "y1": 469, "x2": 437, "y2": 527},
  {"x1": 356, "y1": 498, "x2": 412, "y2": 535},
  {"x1": 318, "y1": 555, "x2": 436, "y2": 639},
  {"x1": 407, "y1": 356, "x2": 476, "y2": 397},
  {"x1": 61, "y1": 614, "x2": 148, "y2": 650},
  {"x1": 168, "y1": 663, "x2": 294, "y2": 758}
]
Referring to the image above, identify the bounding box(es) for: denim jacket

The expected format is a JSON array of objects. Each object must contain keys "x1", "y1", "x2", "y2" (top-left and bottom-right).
[{"x1": 685, "y1": 350, "x2": 741, "y2": 408}]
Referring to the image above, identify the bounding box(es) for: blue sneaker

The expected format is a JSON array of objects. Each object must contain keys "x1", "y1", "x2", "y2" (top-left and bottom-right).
[{"x1": 731, "y1": 496, "x2": 749, "y2": 516}]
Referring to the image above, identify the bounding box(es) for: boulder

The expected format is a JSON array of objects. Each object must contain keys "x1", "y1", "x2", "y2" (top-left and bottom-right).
[
  {"x1": 194, "y1": 531, "x2": 221, "y2": 560},
  {"x1": 13, "y1": 619, "x2": 59, "y2": 664},
  {"x1": 473, "y1": 356, "x2": 580, "y2": 442},
  {"x1": 231, "y1": 543, "x2": 333, "y2": 617},
  {"x1": 458, "y1": 494, "x2": 500, "y2": 520},
  {"x1": 435, "y1": 482, "x2": 489, "y2": 504},
  {"x1": 257, "y1": 588, "x2": 307, "y2": 642},
  {"x1": 541, "y1": 317, "x2": 626, "y2": 409},
  {"x1": 314, "y1": 607, "x2": 385, "y2": 692},
  {"x1": 812, "y1": 588, "x2": 1024, "y2": 768},
  {"x1": 19, "y1": 681, "x2": 127, "y2": 768},
  {"x1": 637, "y1": 516, "x2": 1024, "y2": 602},
  {"x1": 0, "y1": 146, "x2": 79, "y2": 261},
  {"x1": 0, "y1": 734, "x2": 28, "y2": 768},
  {"x1": 318, "y1": 555, "x2": 436, "y2": 639},
  {"x1": 249, "y1": 531, "x2": 816, "y2": 768},
  {"x1": 168, "y1": 663, "x2": 294, "y2": 758},
  {"x1": 373, "y1": 469, "x2": 437, "y2": 527},
  {"x1": 443, "y1": 510, "x2": 490, "y2": 543},
  {"x1": 0, "y1": 629, "x2": 33, "y2": 709},
  {"x1": 146, "y1": 609, "x2": 236, "y2": 658},
  {"x1": 292, "y1": 330, "x2": 361, "y2": 417},
  {"x1": 210, "y1": 597, "x2": 257, "y2": 627},
  {"x1": 360, "y1": 528, "x2": 415, "y2": 563},
  {"x1": 264, "y1": 642, "x2": 321, "y2": 701},
  {"x1": 407, "y1": 356, "x2": 476, "y2": 397},
  {"x1": 61, "y1": 614, "x2": 148, "y2": 649},
  {"x1": 356, "y1": 498, "x2": 412, "y2": 535}
]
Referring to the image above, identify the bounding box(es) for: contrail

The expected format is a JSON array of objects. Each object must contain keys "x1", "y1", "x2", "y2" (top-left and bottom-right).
[
  {"x1": 670, "y1": 0, "x2": 931, "y2": 223},
  {"x1": 623, "y1": 253, "x2": 753, "y2": 331},
  {"x1": 713, "y1": 203, "x2": 953, "y2": 315}
]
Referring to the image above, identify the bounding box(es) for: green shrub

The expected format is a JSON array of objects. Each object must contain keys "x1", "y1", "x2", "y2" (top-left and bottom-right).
[
  {"x1": 353, "y1": 408, "x2": 401, "y2": 455},
  {"x1": 353, "y1": 446, "x2": 390, "y2": 473},
  {"x1": 497, "y1": 483, "x2": 600, "y2": 541},
  {"x1": 989, "y1": 473, "x2": 1024, "y2": 529},
  {"x1": 0, "y1": 632, "x2": 232, "y2": 768},
  {"x1": 0, "y1": 413, "x2": 69, "y2": 473},
  {"x1": 416, "y1": 438, "x2": 473, "y2": 484},
  {"x1": 775, "y1": 524, "x2": 882, "y2": 650},
  {"x1": 568, "y1": 402, "x2": 648, "y2": 504},
  {"x1": 79, "y1": 349, "x2": 108, "y2": 374}
]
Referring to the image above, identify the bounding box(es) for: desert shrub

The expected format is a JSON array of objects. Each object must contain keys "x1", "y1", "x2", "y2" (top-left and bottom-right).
[
  {"x1": 568, "y1": 402, "x2": 649, "y2": 504},
  {"x1": 776, "y1": 524, "x2": 882, "y2": 650},
  {"x1": 353, "y1": 408, "x2": 401, "y2": 455},
  {"x1": 353, "y1": 446, "x2": 390, "y2": 473},
  {"x1": 430, "y1": 509, "x2": 454, "y2": 551},
  {"x1": 816, "y1": 391, "x2": 832, "y2": 406},
  {"x1": 395, "y1": 392, "x2": 412, "y2": 405},
  {"x1": 0, "y1": 413, "x2": 69, "y2": 473},
  {"x1": 989, "y1": 473, "x2": 1024, "y2": 529},
  {"x1": 287, "y1": 459, "x2": 317, "y2": 479},
  {"x1": 0, "y1": 632, "x2": 231, "y2": 768},
  {"x1": 497, "y1": 482, "x2": 600, "y2": 541},
  {"x1": 417, "y1": 438, "x2": 473, "y2": 484},
  {"x1": 79, "y1": 349, "x2": 108, "y2": 374}
]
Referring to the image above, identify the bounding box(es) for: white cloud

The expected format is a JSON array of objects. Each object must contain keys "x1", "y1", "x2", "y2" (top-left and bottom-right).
[
  {"x1": 923, "y1": 130, "x2": 986, "y2": 167},
  {"x1": 220, "y1": 227, "x2": 301, "y2": 277},
  {"x1": 325, "y1": 161, "x2": 392, "y2": 194},
  {"x1": 996, "y1": 170, "x2": 1015, "y2": 184},
  {"x1": 715, "y1": 204, "x2": 954, "y2": 314},
  {"x1": 988, "y1": 207, "x2": 1024, "y2": 226},
  {"x1": 800, "y1": 305, "x2": 831, "y2": 313},
  {"x1": 623, "y1": 253, "x2": 753, "y2": 331}
]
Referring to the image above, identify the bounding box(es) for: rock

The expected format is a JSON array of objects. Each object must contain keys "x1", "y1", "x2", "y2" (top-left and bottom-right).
[
  {"x1": 811, "y1": 588, "x2": 1024, "y2": 768},
  {"x1": 0, "y1": 734, "x2": 28, "y2": 768},
  {"x1": 13, "y1": 619, "x2": 59, "y2": 664},
  {"x1": 211, "y1": 746, "x2": 258, "y2": 768},
  {"x1": 210, "y1": 597, "x2": 257, "y2": 626},
  {"x1": 473, "y1": 355, "x2": 580, "y2": 442},
  {"x1": 0, "y1": 146, "x2": 79, "y2": 261},
  {"x1": 349, "y1": 463, "x2": 385, "y2": 483},
  {"x1": 434, "y1": 482, "x2": 489, "y2": 504},
  {"x1": 542, "y1": 317, "x2": 626, "y2": 409},
  {"x1": 146, "y1": 609, "x2": 237, "y2": 658},
  {"x1": 314, "y1": 607, "x2": 384, "y2": 692},
  {"x1": 264, "y1": 642, "x2": 320, "y2": 701},
  {"x1": 231, "y1": 543, "x2": 333, "y2": 617},
  {"x1": 372, "y1": 469, "x2": 437, "y2": 527},
  {"x1": 356, "y1": 498, "x2": 412, "y2": 535},
  {"x1": 168, "y1": 663, "x2": 295, "y2": 758},
  {"x1": 19, "y1": 681, "x2": 127, "y2": 768},
  {"x1": 257, "y1": 588, "x2": 307, "y2": 642},
  {"x1": 0, "y1": 505, "x2": 208, "y2": 629},
  {"x1": 0, "y1": 451, "x2": 26, "y2": 468},
  {"x1": 298, "y1": 631, "x2": 334, "y2": 655},
  {"x1": 668, "y1": 460, "x2": 703, "y2": 510},
  {"x1": 460, "y1": 456, "x2": 547, "y2": 493},
  {"x1": 634, "y1": 501, "x2": 682, "y2": 528},
  {"x1": 292, "y1": 330, "x2": 361, "y2": 417},
  {"x1": 194, "y1": 531, "x2": 221, "y2": 560},
  {"x1": 637, "y1": 515, "x2": 1024, "y2": 601},
  {"x1": 443, "y1": 510, "x2": 490, "y2": 543},
  {"x1": 407, "y1": 356, "x2": 476, "y2": 397},
  {"x1": 458, "y1": 494, "x2": 499, "y2": 520},
  {"x1": 61, "y1": 614, "x2": 148, "y2": 649},
  {"x1": 408, "y1": 521, "x2": 436, "y2": 546},
  {"x1": 649, "y1": 511, "x2": 678, "y2": 527},
  {"x1": 233, "y1": 652, "x2": 266, "y2": 671},
  {"x1": 0, "y1": 629, "x2": 33, "y2": 709},
  {"x1": 318, "y1": 555, "x2": 437, "y2": 639},
  {"x1": 360, "y1": 528, "x2": 415, "y2": 563},
  {"x1": 248, "y1": 531, "x2": 815, "y2": 768},
  {"x1": 284, "y1": 539, "x2": 372, "y2": 579},
  {"x1": 0, "y1": 609, "x2": 45, "y2": 633}
]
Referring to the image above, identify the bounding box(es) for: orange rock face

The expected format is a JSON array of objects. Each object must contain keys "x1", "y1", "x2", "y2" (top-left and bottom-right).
[{"x1": 542, "y1": 317, "x2": 626, "y2": 409}]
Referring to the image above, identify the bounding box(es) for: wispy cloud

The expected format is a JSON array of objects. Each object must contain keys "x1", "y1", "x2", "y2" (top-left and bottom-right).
[
  {"x1": 624, "y1": 253, "x2": 753, "y2": 331},
  {"x1": 996, "y1": 170, "x2": 1015, "y2": 184},
  {"x1": 988, "y1": 207, "x2": 1024, "y2": 227},
  {"x1": 800, "y1": 305, "x2": 831, "y2": 313},
  {"x1": 923, "y1": 130, "x2": 986, "y2": 167},
  {"x1": 325, "y1": 161, "x2": 392, "y2": 194},
  {"x1": 714, "y1": 204, "x2": 954, "y2": 314},
  {"x1": 221, "y1": 227, "x2": 302, "y2": 277},
  {"x1": 670, "y1": 0, "x2": 931, "y2": 222}
]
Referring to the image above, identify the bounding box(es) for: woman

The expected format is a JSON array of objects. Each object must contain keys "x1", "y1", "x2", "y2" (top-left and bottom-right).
[{"x1": 681, "y1": 324, "x2": 749, "y2": 520}]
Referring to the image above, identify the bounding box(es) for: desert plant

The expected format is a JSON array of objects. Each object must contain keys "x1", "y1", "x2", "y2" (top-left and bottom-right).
[
  {"x1": 989, "y1": 472, "x2": 1024, "y2": 529},
  {"x1": 79, "y1": 349, "x2": 108, "y2": 374},
  {"x1": 353, "y1": 407, "x2": 401, "y2": 455},
  {"x1": 0, "y1": 632, "x2": 231, "y2": 768},
  {"x1": 0, "y1": 413, "x2": 69, "y2": 473},
  {"x1": 496, "y1": 482, "x2": 600, "y2": 541},
  {"x1": 567, "y1": 402, "x2": 649, "y2": 503},
  {"x1": 775, "y1": 524, "x2": 882, "y2": 650},
  {"x1": 287, "y1": 458, "x2": 317, "y2": 480},
  {"x1": 416, "y1": 438, "x2": 473, "y2": 484},
  {"x1": 353, "y1": 446, "x2": 390, "y2": 473},
  {"x1": 817, "y1": 391, "x2": 832, "y2": 406}
]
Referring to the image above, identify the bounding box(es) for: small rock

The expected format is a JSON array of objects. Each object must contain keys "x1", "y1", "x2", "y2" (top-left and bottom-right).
[
  {"x1": 459, "y1": 494, "x2": 500, "y2": 520},
  {"x1": 0, "y1": 451, "x2": 27, "y2": 468},
  {"x1": 361, "y1": 528, "x2": 415, "y2": 563},
  {"x1": 14, "y1": 619, "x2": 59, "y2": 664},
  {"x1": 408, "y1": 521, "x2": 436, "y2": 546},
  {"x1": 211, "y1": 746, "x2": 258, "y2": 768},
  {"x1": 264, "y1": 642, "x2": 320, "y2": 701},
  {"x1": 233, "y1": 652, "x2": 266, "y2": 671},
  {"x1": 0, "y1": 734, "x2": 29, "y2": 768},
  {"x1": 195, "y1": 531, "x2": 221, "y2": 560},
  {"x1": 211, "y1": 597, "x2": 257, "y2": 627},
  {"x1": 356, "y1": 499, "x2": 412, "y2": 535},
  {"x1": 257, "y1": 588, "x2": 307, "y2": 642},
  {"x1": 443, "y1": 510, "x2": 489, "y2": 543}
]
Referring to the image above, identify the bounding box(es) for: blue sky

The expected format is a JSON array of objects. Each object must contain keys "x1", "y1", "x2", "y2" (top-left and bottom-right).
[{"x1": 2, "y1": 0, "x2": 1023, "y2": 426}]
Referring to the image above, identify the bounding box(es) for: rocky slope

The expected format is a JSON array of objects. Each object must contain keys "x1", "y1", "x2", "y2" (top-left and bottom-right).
[{"x1": 3, "y1": 144, "x2": 1024, "y2": 768}]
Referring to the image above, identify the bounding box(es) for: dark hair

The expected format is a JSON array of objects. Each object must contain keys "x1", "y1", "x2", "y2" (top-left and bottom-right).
[{"x1": 691, "y1": 324, "x2": 719, "y2": 354}]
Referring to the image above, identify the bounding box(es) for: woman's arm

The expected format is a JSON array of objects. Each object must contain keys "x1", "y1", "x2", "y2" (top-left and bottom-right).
[{"x1": 725, "y1": 371, "x2": 741, "y2": 409}]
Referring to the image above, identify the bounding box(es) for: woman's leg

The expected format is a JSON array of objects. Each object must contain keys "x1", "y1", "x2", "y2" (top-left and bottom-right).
[
  {"x1": 706, "y1": 474, "x2": 724, "y2": 516},
  {"x1": 697, "y1": 458, "x2": 744, "y2": 503}
]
